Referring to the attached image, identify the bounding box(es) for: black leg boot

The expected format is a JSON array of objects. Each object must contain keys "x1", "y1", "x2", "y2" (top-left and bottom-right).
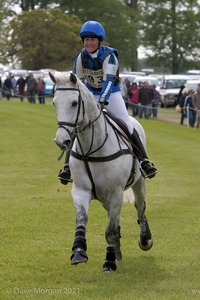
[{"x1": 131, "y1": 129, "x2": 158, "y2": 179}]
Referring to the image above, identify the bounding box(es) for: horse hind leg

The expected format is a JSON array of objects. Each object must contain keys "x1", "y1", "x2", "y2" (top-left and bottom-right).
[
  {"x1": 138, "y1": 215, "x2": 153, "y2": 251},
  {"x1": 103, "y1": 209, "x2": 122, "y2": 272},
  {"x1": 102, "y1": 230, "x2": 122, "y2": 272},
  {"x1": 133, "y1": 178, "x2": 153, "y2": 251}
]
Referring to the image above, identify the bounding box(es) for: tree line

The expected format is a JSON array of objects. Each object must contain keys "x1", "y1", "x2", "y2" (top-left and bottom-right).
[{"x1": 0, "y1": 0, "x2": 200, "y2": 73}]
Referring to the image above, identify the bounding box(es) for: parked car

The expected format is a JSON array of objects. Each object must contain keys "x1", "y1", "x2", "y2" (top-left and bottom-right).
[
  {"x1": 185, "y1": 79, "x2": 200, "y2": 92},
  {"x1": 185, "y1": 70, "x2": 200, "y2": 76},
  {"x1": 43, "y1": 76, "x2": 55, "y2": 96},
  {"x1": 159, "y1": 75, "x2": 189, "y2": 107}
]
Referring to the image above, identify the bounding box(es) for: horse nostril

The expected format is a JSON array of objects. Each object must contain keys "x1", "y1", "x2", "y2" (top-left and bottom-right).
[{"x1": 63, "y1": 139, "x2": 71, "y2": 148}]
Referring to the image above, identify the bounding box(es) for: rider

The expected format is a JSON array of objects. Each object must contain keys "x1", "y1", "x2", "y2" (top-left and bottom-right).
[{"x1": 58, "y1": 20, "x2": 157, "y2": 184}]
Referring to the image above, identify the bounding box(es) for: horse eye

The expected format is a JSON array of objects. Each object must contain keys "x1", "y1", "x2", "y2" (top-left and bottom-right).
[{"x1": 72, "y1": 101, "x2": 78, "y2": 107}]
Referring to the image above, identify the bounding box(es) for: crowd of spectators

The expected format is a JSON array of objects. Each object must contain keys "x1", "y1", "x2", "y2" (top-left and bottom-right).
[
  {"x1": 120, "y1": 76, "x2": 200, "y2": 128},
  {"x1": 121, "y1": 78, "x2": 161, "y2": 119},
  {"x1": 177, "y1": 83, "x2": 200, "y2": 128},
  {"x1": 0, "y1": 72, "x2": 53, "y2": 104}
]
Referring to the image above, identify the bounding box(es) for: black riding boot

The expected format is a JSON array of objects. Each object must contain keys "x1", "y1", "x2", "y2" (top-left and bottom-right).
[
  {"x1": 58, "y1": 136, "x2": 75, "y2": 185},
  {"x1": 131, "y1": 129, "x2": 157, "y2": 179},
  {"x1": 58, "y1": 150, "x2": 72, "y2": 185}
]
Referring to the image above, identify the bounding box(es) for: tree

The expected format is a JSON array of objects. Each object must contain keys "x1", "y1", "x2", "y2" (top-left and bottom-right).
[
  {"x1": 2, "y1": 9, "x2": 82, "y2": 70},
  {"x1": 139, "y1": 0, "x2": 200, "y2": 73},
  {"x1": 56, "y1": 0, "x2": 139, "y2": 70}
]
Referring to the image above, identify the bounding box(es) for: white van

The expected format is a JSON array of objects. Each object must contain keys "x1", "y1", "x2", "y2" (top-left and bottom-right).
[
  {"x1": 159, "y1": 75, "x2": 189, "y2": 107},
  {"x1": 185, "y1": 79, "x2": 200, "y2": 92}
]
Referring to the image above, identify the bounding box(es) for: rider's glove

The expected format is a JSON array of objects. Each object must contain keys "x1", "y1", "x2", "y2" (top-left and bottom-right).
[{"x1": 98, "y1": 97, "x2": 108, "y2": 108}]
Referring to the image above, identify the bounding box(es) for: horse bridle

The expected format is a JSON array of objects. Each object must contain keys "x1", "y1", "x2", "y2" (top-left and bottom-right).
[
  {"x1": 55, "y1": 86, "x2": 102, "y2": 134},
  {"x1": 55, "y1": 87, "x2": 85, "y2": 134}
]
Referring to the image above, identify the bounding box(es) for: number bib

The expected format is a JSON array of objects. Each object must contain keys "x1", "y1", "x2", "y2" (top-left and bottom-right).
[{"x1": 83, "y1": 68, "x2": 103, "y2": 89}]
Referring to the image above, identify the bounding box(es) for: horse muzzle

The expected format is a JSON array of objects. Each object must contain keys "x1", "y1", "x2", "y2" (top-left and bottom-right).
[{"x1": 54, "y1": 128, "x2": 72, "y2": 150}]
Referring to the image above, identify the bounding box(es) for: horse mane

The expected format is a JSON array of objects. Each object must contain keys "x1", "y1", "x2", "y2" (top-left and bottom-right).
[{"x1": 49, "y1": 71, "x2": 95, "y2": 103}]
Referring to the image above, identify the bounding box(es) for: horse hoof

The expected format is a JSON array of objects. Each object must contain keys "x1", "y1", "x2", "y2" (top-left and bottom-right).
[
  {"x1": 102, "y1": 261, "x2": 116, "y2": 272},
  {"x1": 138, "y1": 238, "x2": 153, "y2": 251},
  {"x1": 71, "y1": 248, "x2": 88, "y2": 265}
]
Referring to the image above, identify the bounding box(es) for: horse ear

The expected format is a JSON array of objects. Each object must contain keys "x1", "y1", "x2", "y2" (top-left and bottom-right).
[
  {"x1": 70, "y1": 73, "x2": 77, "y2": 85},
  {"x1": 49, "y1": 72, "x2": 56, "y2": 84}
]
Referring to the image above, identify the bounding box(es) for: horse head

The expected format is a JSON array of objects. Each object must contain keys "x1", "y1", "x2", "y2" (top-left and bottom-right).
[{"x1": 49, "y1": 71, "x2": 81, "y2": 150}]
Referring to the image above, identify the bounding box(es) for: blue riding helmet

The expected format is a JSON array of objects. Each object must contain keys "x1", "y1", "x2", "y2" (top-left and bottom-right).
[{"x1": 80, "y1": 21, "x2": 106, "y2": 41}]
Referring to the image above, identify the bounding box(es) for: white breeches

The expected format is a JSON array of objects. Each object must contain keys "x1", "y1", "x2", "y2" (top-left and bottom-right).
[{"x1": 93, "y1": 92, "x2": 133, "y2": 134}]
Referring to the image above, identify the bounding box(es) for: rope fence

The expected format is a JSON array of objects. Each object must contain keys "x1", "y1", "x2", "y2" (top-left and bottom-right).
[{"x1": 1, "y1": 88, "x2": 199, "y2": 127}]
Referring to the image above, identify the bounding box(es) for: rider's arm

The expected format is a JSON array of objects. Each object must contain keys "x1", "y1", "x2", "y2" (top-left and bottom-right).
[{"x1": 99, "y1": 53, "x2": 119, "y2": 102}]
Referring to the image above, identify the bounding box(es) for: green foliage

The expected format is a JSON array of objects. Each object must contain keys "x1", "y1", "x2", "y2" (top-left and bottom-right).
[
  {"x1": 0, "y1": 99, "x2": 200, "y2": 299},
  {"x1": 139, "y1": 0, "x2": 200, "y2": 73},
  {"x1": 3, "y1": 9, "x2": 82, "y2": 70}
]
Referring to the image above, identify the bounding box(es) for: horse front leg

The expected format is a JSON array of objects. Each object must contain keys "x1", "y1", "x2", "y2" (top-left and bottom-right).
[
  {"x1": 133, "y1": 177, "x2": 153, "y2": 251},
  {"x1": 70, "y1": 189, "x2": 90, "y2": 265},
  {"x1": 102, "y1": 195, "x2": 123, "y2": 272}
]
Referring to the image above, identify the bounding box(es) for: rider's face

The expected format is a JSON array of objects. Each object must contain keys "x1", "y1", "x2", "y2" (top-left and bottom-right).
[{"x1": 83, "y1": 38, "x2": 99, "y2": 53}]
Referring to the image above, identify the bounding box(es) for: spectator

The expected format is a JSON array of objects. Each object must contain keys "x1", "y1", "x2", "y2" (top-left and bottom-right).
[
  {"x1": 138, "y1": 81, "x2": 143, "y2": 89},
  {"x1": 138, "y1": 81, "x2": 152, "y2": 119},
  {"x1": 151, "y1": 84, "x2": 161, "y2": 118},
  {"x1": 192, "y1": 83, "x2": 200, "y2": 128},
  {"x1": 27, "y1": 73, "x2": 37, "y2": 103},
  {"x1": 176, "y1": 85, "x2": 185, "y2": 106},
  {"x1": 124, "y1": 78, "x2": 131, "y2": 109},
  {"x1": 37, "y1": 77, "x2": 46, "y2": 104},
  {"x1": 128, "y1": 82, "x2": 139, "y2": 117},
  {"x1": 3, "y1": 74, "x2": 12, "y2": 100},
  {"x1": 11, "y1": 75, "x2": 17, "y2": 97},
  {"x1": 16, "y1": 75, "x2": 26, "y2": 102},
  {"x1": 184, "y1": 90, "x2": 196, "y2": 127},
  {"x1": 179, "y1": 88, "x2": 188, "y2": 125}
]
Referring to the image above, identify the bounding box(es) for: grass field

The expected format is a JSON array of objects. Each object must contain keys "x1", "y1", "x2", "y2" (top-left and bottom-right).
[{"x1": 0, "y1": 98, "x2": 200, "y2": 300}]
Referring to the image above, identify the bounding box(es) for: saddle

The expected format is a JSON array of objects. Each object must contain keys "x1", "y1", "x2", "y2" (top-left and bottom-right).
[
  {"x1": 103, "y1": 109, "x2": 132, "y2": 142},
  {"x1": 103, "y1": 109, "x2": 135, "y2": 188}
]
